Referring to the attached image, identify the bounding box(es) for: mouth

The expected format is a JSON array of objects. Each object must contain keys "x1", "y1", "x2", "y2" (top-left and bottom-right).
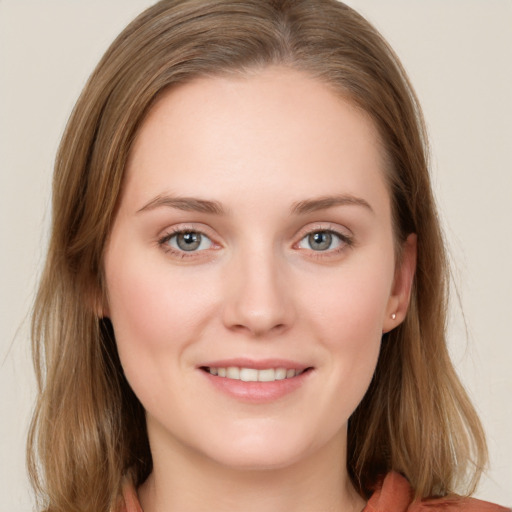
[
  {"x1": 198, "y1": 359, "x2": 314, "y2": 402},
  {"x1": 200, "y1": 366, "x2": 312, "y2": 382}
]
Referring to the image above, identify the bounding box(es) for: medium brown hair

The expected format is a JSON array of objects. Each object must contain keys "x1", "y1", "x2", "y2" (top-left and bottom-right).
[{"x1": 28, "y1": 1, "x2": 487, "y2": 510}]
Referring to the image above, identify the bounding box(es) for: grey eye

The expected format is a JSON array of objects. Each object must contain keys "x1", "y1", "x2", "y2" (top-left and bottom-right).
[
  {"x1": 308, "y1": 231, "x2": 332, "y2": 251},
  {"x1": 298, "y1": 231, "x2": 343, "y2": 251},
  {"x1": 169, "y1": 231, "x2": 213, "y2": 252}
]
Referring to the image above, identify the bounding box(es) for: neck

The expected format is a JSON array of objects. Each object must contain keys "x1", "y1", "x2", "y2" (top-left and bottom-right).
[{"x1": 138, "y1": 423, "x2": 365, "y2": 512}]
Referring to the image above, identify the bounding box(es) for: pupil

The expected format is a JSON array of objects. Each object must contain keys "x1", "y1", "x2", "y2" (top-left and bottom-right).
[
  {"x1": 309, "y1": 231, "x2": 331, "y2": 251},
  {"x1": 177, "y1": 232, "x2": 201, "y2": 251}
]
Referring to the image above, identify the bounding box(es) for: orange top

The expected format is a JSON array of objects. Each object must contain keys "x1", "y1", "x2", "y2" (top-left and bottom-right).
[
  {"x1": 119, "y1": 472, "x2": 510, "y2": 512},
  {"x1": 365, "y1": 472, "x2": 510, "y2": 512}
]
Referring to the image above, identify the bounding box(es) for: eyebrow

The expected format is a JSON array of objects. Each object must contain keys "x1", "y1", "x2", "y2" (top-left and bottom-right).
[
  {"x1": 290, "y1": 194, "x2": 374, "y2": 215},
  {"x1": 137, "y1": 195, "x2": 226, "y2": 215},
  {"x1": 137, "y1": 193, "x2": 374, "y2": 216}
]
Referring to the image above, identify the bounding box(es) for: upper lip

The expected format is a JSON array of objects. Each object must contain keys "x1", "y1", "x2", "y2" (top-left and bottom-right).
[{"x1": 198, "y1": 358, "x2": 312, "y2": 371}]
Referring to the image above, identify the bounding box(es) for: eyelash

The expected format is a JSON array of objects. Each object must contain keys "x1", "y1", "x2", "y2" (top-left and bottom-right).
[{"x1": 157, "y1": 225, "x2": 353, "y2": 259}]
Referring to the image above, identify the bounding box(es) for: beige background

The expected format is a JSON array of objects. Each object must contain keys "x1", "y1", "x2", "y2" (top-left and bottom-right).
[{"x1": 1, "y1": 0, "x2": 510, "y2": 509}]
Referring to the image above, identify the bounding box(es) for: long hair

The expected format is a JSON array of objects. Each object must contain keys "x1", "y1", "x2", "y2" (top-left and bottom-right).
[{"x1": 28, "y1": 1, "x2": 487, "y2": 510}]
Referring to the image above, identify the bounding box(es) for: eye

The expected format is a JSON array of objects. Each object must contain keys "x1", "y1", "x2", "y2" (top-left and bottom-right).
[
  {"x1": 297, "y1": 230, "x2": 346, "y2": 252},
  {"x1": 164, "y1": 230, "x2": 214, "y2": 252}
]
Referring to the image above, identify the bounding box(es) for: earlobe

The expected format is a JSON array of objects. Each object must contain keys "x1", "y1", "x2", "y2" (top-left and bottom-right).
[{"x1": 383, "y1": 233, "x2": 417, "y2": 333}]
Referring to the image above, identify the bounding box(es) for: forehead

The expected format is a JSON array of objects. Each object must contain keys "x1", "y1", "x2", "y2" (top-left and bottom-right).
[{"x1": 122, "y1": 66, "x2": 389, "y2": 214}]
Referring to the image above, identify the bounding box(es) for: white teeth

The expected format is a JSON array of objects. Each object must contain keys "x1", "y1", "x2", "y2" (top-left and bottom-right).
[
  {"x1": 258, "y1": 368, "x2": 275, "y2": 382},
  {"x1": 275, "y1": 368, "x2": 287, "y2": 380},
  {"x1": 240, "y1": 368, "x2": 258, "y2": 382},
  {"x1": 207, "y1": 366, "x2": 304, "y2": 382},
  {"x1": 226, "y1": 367, "x2": 240, "y2": 379}
]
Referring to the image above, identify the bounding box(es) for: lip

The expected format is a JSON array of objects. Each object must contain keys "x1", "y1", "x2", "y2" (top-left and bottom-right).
[
  {"x1": 198, "y1": 358, "x2": 310, "y2": 371},
  {"x1": 198, "y1": 358, "x2": 314, "y2": 403}
]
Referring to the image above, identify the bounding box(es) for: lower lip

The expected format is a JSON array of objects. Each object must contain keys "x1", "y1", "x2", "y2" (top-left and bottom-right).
[{"x1": 200, "y1": 369, "x2": 313, "y2": 403}]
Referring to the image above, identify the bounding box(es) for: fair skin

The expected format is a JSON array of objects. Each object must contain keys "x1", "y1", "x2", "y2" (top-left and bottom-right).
[{"x1": 103, "y1": 67, "x2": 416, "y2": 512}]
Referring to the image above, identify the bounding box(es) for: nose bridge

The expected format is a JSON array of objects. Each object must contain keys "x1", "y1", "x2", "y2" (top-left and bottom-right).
[{"x1": 222, "y1": 239, "x2": 295, "y2": 336}]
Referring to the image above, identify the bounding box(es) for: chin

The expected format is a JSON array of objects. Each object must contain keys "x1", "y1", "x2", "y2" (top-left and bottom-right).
[
  {"x1": 198, "y1": 427, "x2": 320, "y2": 471},
  {"x1": 210, "y1": 446, "x2": 305, "y2": 472}
]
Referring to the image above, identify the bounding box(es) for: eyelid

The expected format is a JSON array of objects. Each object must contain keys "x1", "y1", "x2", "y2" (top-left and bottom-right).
[
  {"x1": 293, "y1": 222, "x2": 353, "y2": 242},
  {"x1": 157, "y1": 222, "x2": 219, "y2": 240}
]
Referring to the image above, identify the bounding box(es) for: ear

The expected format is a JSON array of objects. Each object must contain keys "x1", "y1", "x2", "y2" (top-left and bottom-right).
[{"x1": 382, "y1": 233, "x2": 417, "y2": 333}]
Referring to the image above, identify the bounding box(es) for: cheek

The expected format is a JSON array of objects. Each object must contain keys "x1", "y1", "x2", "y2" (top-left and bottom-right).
[
  {"x1": 107, "y1": 241, "x2": 213, "y2": 330},
  {"x1": 297, "y1": 253, "x2": 394, "y2": 401},
  {"x1": 103, "y1": 248, "x2": 218, "y2": 395},
  {"x1": 304, "y1": 256, "x2": 394, "y2": 342}
]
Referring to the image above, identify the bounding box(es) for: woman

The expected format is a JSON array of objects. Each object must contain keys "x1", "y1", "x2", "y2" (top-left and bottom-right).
[{"x1": 27, "y1": 1, "x2": 509, "y2": 511}]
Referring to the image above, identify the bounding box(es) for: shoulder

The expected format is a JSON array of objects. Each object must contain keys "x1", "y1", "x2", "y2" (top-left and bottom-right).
[
  {"x1": 410, "y1": 497, "x2": 510, "y2": 512},
  {"x1": 414, "y1": 498, "x2": 511, "y2": 512},
  {"x1": 365, "y1": 472, "x2": 510, "y2": 512}
]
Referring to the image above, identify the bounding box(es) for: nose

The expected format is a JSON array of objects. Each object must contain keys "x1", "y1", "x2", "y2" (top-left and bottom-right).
[{"x1": 221, "y1": 247, "x2": 296, "y2": 337}]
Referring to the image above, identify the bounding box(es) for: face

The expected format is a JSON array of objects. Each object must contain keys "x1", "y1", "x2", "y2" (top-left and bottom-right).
[{"x1": 103, "y1": 67, "x2": 415, "y2": 471}]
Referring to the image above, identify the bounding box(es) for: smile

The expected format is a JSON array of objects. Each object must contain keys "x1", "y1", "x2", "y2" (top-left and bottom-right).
[
  {"x1": 203, "y1": 367, "x2": 307, "y2": 382},
  {"x1": 199, "y1": 362, "x2": 313, "y2": 402}
]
